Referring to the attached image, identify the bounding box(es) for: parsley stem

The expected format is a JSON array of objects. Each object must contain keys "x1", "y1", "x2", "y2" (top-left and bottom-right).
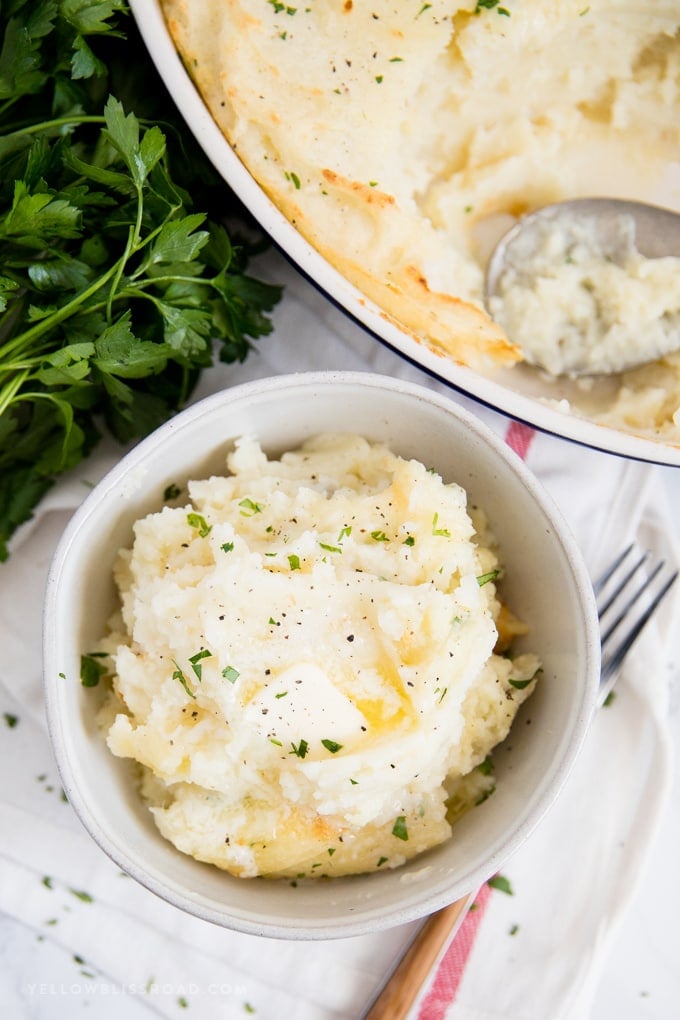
[
  {"x1": 126, "y1": 272, "x2": 212, "y2": 290},
  {"x1": 0, "y1": 367, "x2": 29, "y2": 418},
  {"x1": 0, "y1": 260, "x2": 121, "y2": 361},
  {"x1": 0, "y1": 3, "x2": 281, "y2": 562},
  {"x1": 1, "y1": 115, "x2": 108, "y2": 139},
  {"x1": 105, "y1": 224, "x2": 137, "y2": 324}
]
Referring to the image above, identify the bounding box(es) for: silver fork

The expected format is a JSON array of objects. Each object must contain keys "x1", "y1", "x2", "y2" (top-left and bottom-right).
[
  {"x1": 594, "y1": 543, "x2": 679, "y2": 706},
  {"x1": 363, "y1": 544, "x2": 679, "y2": 1020}
]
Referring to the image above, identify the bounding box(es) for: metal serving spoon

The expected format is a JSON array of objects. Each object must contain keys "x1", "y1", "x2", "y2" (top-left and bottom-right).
[{"x1": 484, "y1": 198, "x2": 680, "y2": 377}]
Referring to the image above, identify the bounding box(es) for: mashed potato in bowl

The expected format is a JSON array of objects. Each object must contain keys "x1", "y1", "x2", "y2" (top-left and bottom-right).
[
  {"x1": 96, "y1": 433, "x2": 539, "y2": 880},
  {"x1": 157, "y1": 0, "x2": 680, "y2": 445}
]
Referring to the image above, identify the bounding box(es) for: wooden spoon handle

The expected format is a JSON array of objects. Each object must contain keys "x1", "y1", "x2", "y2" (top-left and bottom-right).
[{"x1": 363, "y1": 896, "x2": 472, "y2": 1020}]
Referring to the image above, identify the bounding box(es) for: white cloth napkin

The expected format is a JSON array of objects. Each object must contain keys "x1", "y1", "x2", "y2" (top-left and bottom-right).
[{"x1": 1, "y1": 251, "x2": 678, "y2": 1020}]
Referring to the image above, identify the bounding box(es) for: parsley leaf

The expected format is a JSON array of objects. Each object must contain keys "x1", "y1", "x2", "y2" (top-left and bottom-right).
[
  {"x1": 80, "y1": 652, "x2": 108, "y2": 687},
  {"x1": 187, "y1": 512, "x2": 211, "y2": 537},
  {"x1": 0, "y1": 3, "x2": 282, "y2": 561},
  {"x1": 172, "y1": 660, "x2": 196, "y2": 700},
  {"x1": 488, "y1": 874, "x2": 514, "y2": 895},
  {"x1": 392, "y1": 815, "x2": 409, "y2": 841},
  {"x1": 188, "y1": 648, "x2": 212, "y2": 680},
  {"x1": 508, "y1": 667, "x2": 541, "y2": 689}
]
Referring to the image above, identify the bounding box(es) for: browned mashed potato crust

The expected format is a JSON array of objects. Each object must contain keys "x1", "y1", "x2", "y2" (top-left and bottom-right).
[
  {"x1": 159, "y1": 0, "x2": 520, "y2": 369},
  {"x1": 159, "y1": 1, "x2": 680, "y2": 440}
]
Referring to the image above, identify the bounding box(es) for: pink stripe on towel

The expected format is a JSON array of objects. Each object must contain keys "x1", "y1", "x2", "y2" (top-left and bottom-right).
[
  {"x1": 504, "y1": 421, "x2": 536, "y2": 460},
  {"x1": 418, "y1": 883, "x2": 493, "y2": 1019}
]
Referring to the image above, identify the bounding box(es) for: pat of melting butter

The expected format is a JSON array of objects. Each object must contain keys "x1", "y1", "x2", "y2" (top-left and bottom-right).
[
  {"x1": 100, "y1": 433, "x2": 539, "y2": 878},
  {"x1": 246, "y1": 662, "x2": 368, "y2": 743}
]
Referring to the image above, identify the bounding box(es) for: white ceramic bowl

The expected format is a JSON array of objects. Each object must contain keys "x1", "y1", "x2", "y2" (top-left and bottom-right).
[
  {"x1": 129, "y1": 0, "x2": 680, "y2": 467},
  {"x1": 44, "y1": 371, "x2": 600, "y2": 939}
]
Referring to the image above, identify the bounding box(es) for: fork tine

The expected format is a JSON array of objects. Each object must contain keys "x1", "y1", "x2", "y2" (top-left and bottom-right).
[
  {"x1": 599, "y1": 567, "x2": 678, "y2": 690},
  {"x1": 599, "y1": 559, "x2": 664, "y2": 646},
  {"x1": 592, "y1": 543, "x2": 634, "y2": 596}
]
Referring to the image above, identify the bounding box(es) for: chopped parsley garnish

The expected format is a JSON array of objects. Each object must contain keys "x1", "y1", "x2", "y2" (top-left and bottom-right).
[
  {"x1": 403, "y1": 535, "x2": 415, "y2": 547},
  {"x1": 477, "y1": 755, "x2": 494, "y2": 776},
  {"x1": 285, "y1": 170, "x2": 301, "y2": 189},
  {"x1": 269, "y1": 1, "x2": 297, "y2": 14},
  {"x1": 338, "y1": 526, "x2": 352, "y2": 541},
  {"x1": 392, "y1": 815, "x2": 409, "y2": 841},
  {"x1": 321, "y1": 739, "x2": 343, "y2": 754},
  {"x1": 432, "y1": 513, "x2": 450, "y2": 537},
  {"x1": 269, "y1": 737, "x2": 283, "y2": 747},
  {"x1": 187, "y1": 512, "x2": 211, "y2": 537},
  {"x1": 488, "y1": 874, "x2": 513, "y2": 895},
  {"x1": 42, "y1": 876, "x2": 53, "y2": 889},
  {"x1": 3, "y1": 712, "x2": 18, "y2": 728},
  {"x1": 508, "y1": 667, "x2": 541, "y2": 689},
  {"x1": 221, "y1": 665, "x2": 240, "y2": 684},
  {"x1": 319, "y1": 542, "x2": 342, "y2": 553},
  {"x1": 377, "y1": 855, "x2": 388, "y2": 867},
  {"x1": 69, "y1": 888, "x2": 94, "y2": 903},
  {"x1": 163, "y1": 484, "x2": 182, "y2": 501},
  {"x1": 221, "y1": 541, "x2": 235, "y2": 553},
  {"x1": 290, "y1": 739, "x2": 309, "y2": 759},
  {"x1": 238, "y1": 497, "x2": 264, "y2": 516},
  {"x1": 172, "y1": 660, "x2": 196, "y2": 699},
  {"x1": 80, "y1": 653, "x2": 108, "y2": 688},
  {"x1": 189, "y1": 649, "x2": 212, "y2": 680},
  {"x1": 288, "y1": 554, "x2": 301, "y2": 570},
  {"x1": 370, "y1": 530, "x2": 389, "y2": 542},
  {"x1": 475, "y1": 0, "x2": 510, "y2": 13},
  {"x1": 476, "y1": 569, "x2": 499, "y2": 587}
]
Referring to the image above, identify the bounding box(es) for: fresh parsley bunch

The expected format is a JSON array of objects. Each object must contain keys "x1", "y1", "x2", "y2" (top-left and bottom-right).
[{"x1": 0, "y1": 0, "x2": 282, "y2": 560}]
